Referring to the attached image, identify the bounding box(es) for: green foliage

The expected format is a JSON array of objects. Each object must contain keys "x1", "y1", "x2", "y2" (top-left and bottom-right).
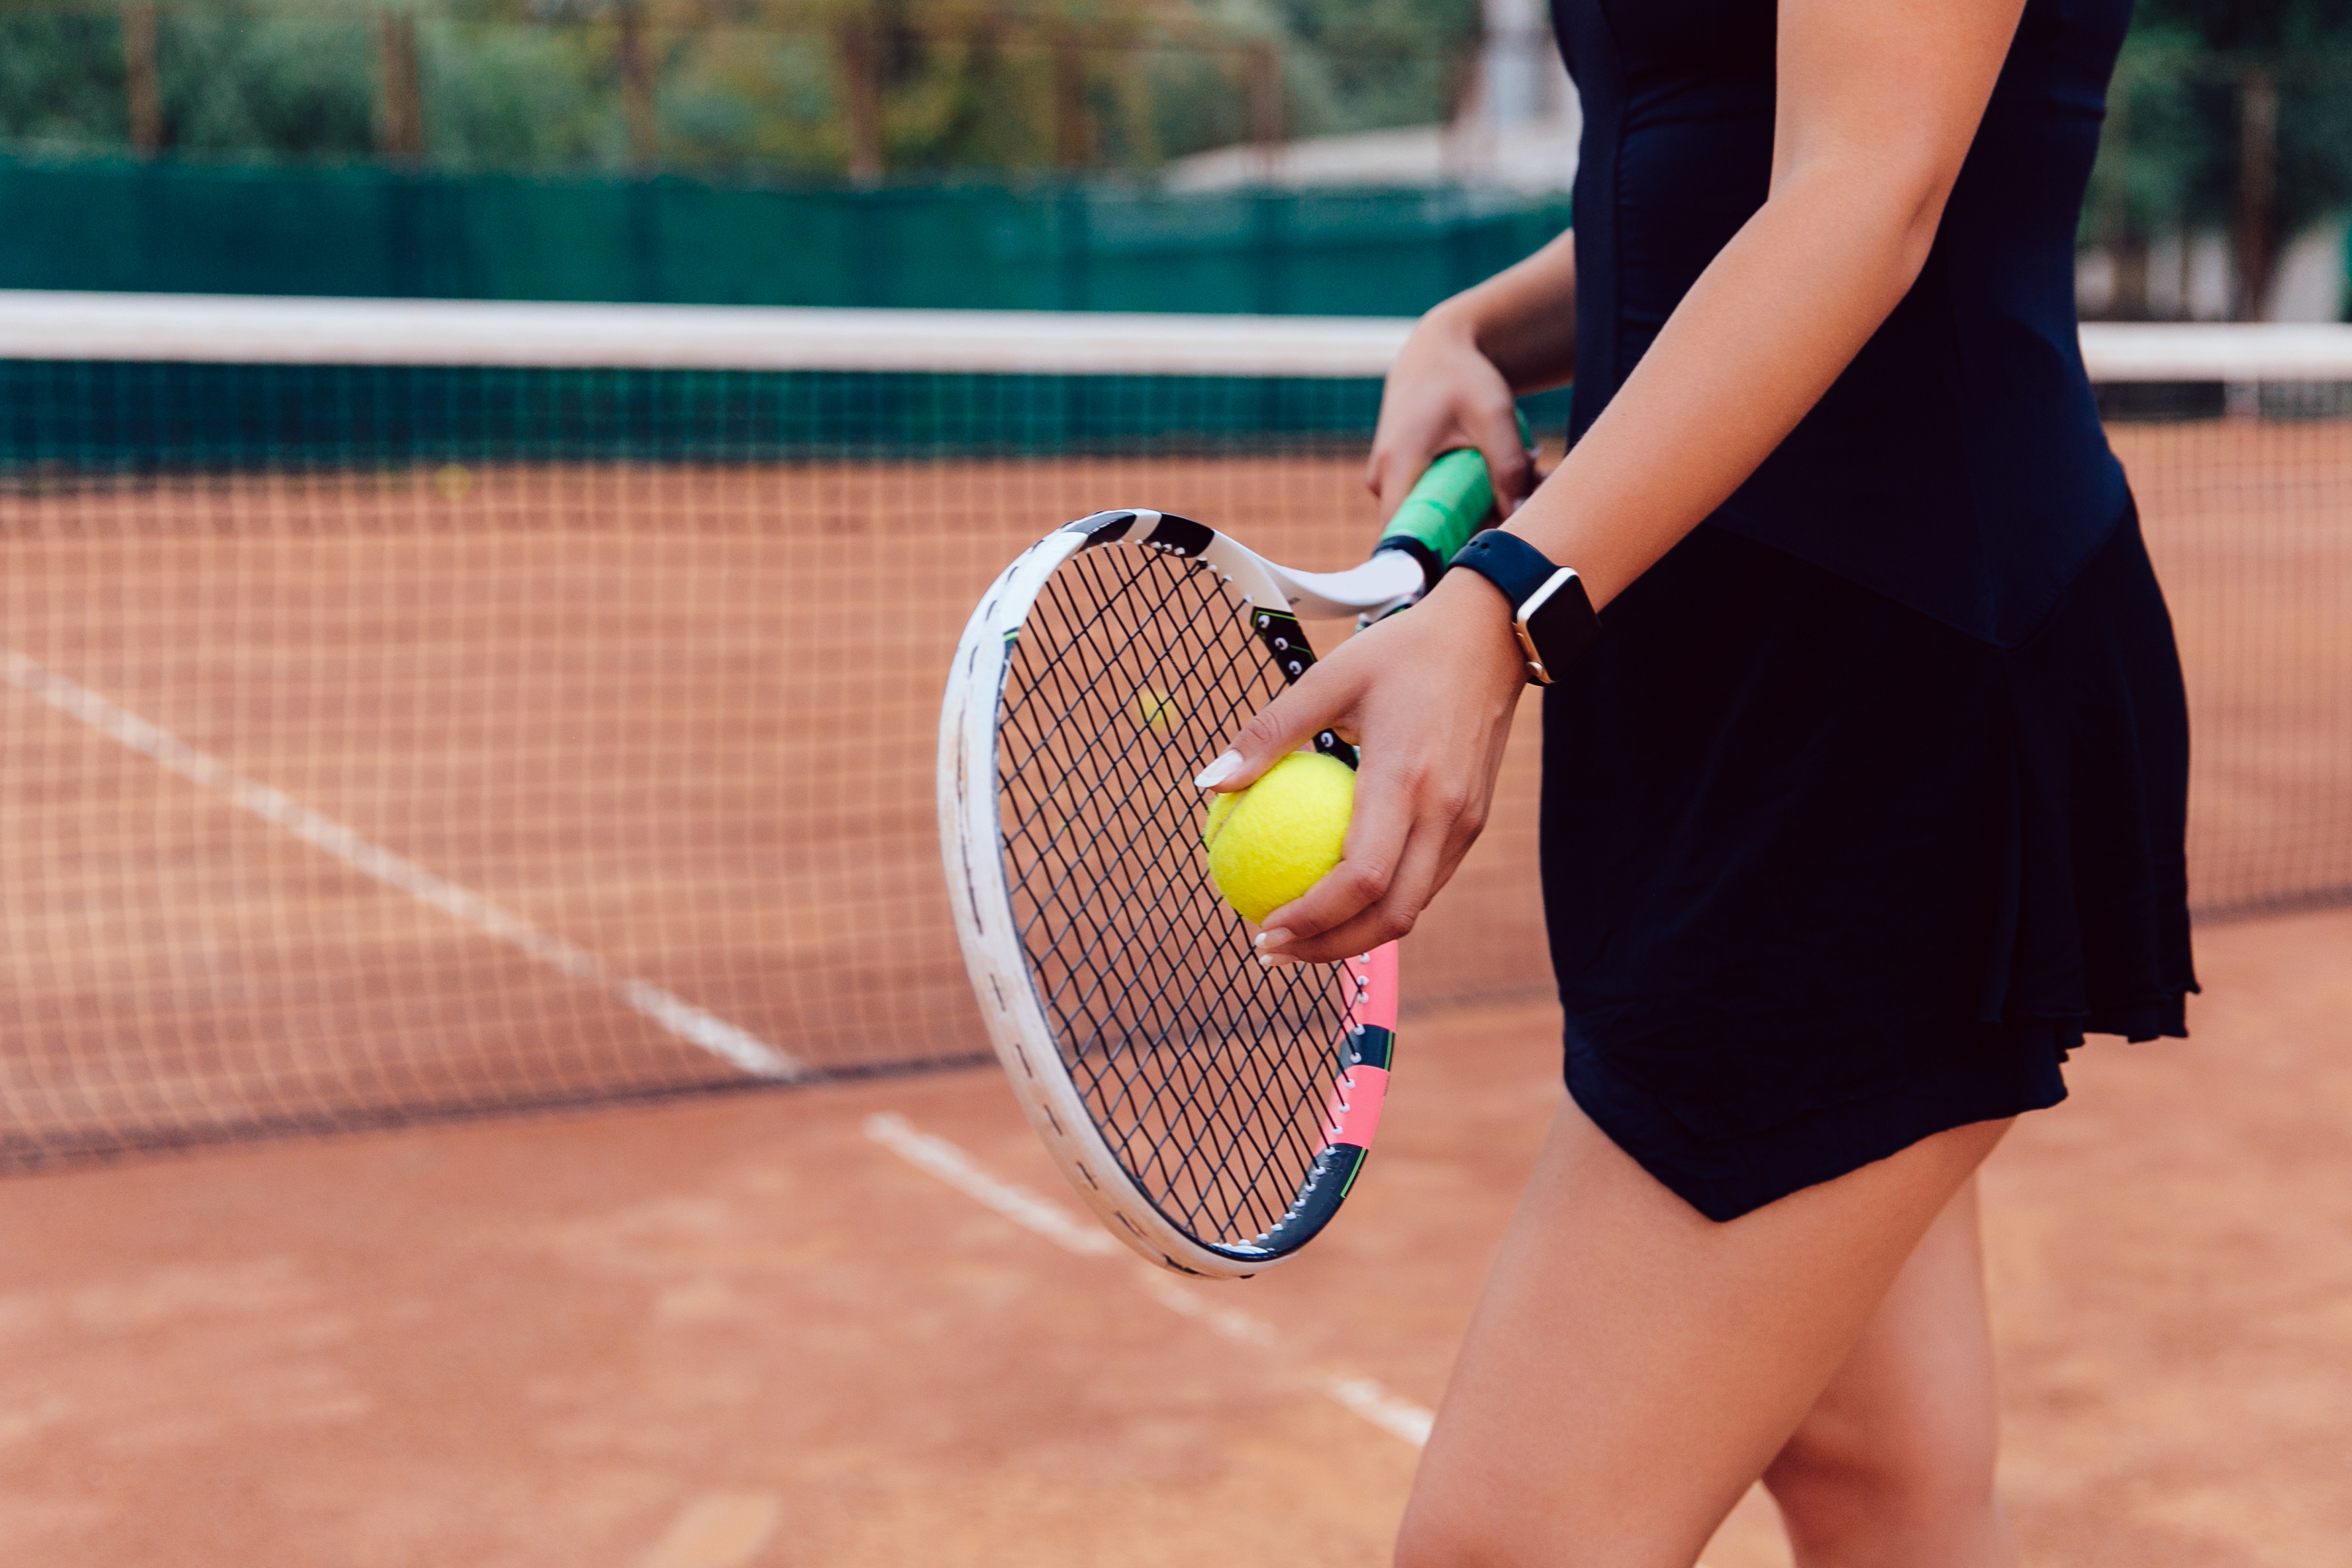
[
  {"x1": 15, "y1": 0, "x2": 2351, "y2": 217},
  {"x1": 419, "y1": 21, "x2": 625, "y2": 168},
  {"x1": 0, "y1": 0, "x2": 1483, "y2": 178},
  {"x1": 653, "y1": 30, "x2": 838, "y2": 172},
  {"x1": 2131, "y1": 0, "x2": 2352, "y2": 52},
  {"x1": 3, "y1": 7, "x2": 380, "y2": 162},
  {"x1": 1208, "y1": 0, "x2": 1479, "y2": 140},
  {"x1": 871, "y1": 17, "x2": 1093, "y2": 173},
  {"x1": 158, "y1": 13, "x2": 377, "y2": 158},
  {"x1": 2078, "y1": 0, "x2": 2352, "y2": 315},
  {"x1": 2092, "y1": 13, "x2": 2352, "y2": 241},
  {"x1": 0, "y1": 14, "x2": 129, "y2": 145}
]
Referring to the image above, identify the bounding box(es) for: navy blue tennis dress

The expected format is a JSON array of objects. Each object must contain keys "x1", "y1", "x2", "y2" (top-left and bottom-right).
[{"x1": 1540, "y1": 0, "x2": 2197, "y2": 1220}]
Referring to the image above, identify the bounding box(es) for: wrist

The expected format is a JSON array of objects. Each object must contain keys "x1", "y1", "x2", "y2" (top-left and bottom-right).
[
  {"x1": 1440, "y1": 529, "x2": 1602, "y2": 685},
  {"x1": 1417, "y1": 295, "x2": 1489, "y2": 353},
  {"x1": 1422, "y1": 288, "x2": 1538, "y2": 379},
  {"x1": 1416, "y1": 571, "x2": 1530, "y2": 689}
]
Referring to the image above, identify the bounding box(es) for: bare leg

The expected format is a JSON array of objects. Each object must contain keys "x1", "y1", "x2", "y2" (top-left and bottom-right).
[
  {"x1": 1762, "y1": 1176, "x2": 2017, "y2": 1568},
  {"x1": 1395, "y1": 1097, "x2": 2011, "y2": 1568}
]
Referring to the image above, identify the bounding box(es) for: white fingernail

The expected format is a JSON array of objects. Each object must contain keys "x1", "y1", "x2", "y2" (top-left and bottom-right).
[
  {"x1": 1254, "y1": 929, "x2": 1291, "y2": 950},
  {"x1": 1257, "y1": 952, "x2": 1298, "y2": 969},
  {"x1": 1195, "y1": 751, "x2": 1242, "y2": 789}
]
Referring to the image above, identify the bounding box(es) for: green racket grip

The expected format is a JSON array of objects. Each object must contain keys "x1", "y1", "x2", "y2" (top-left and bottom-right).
[{"x1": 1371, "y1": 410, "x2": 1536, "y2": 590}]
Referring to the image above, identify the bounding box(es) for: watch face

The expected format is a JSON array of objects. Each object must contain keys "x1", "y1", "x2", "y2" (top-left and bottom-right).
[{"x1": 1522, "y1": 572, "x2": 1598, "y2": 673}]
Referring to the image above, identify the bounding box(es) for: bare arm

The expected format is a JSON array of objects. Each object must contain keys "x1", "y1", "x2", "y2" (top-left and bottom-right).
[
  {"x1": 1210, "y1": 0, "x2": 2032, "y2": 966},
  {"x1": 1500, "y1": 0, "x2": 2029, "y2": 609}
]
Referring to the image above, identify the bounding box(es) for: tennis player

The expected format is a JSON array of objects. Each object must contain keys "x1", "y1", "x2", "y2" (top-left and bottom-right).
[{"x1": 1196, "y1": 0, "x2": 2194, "y2": 1559}]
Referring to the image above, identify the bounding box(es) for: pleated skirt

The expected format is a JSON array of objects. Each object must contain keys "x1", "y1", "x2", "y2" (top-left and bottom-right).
[{"x1": 1539, "y1": 504, "x2": 2197, "y2": 1221}]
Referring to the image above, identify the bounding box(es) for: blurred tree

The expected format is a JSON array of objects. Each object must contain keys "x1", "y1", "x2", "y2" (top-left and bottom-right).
[
  {"x1": 1159, "y1": 0, "x2": 1477, "y2": 162},
  {"x1": 414, "y1": 17, "x2": 620, "y2": 168},
  {"x1": 2090, "y1": 0, "x2": 2352, "y2": 317},
  {"x1": 0, "y1": 13, "x2": 132, "y2": 147},
  {"x1": 1247, "y1": 0, "x2": 1479, "y2": 135},
  {"x1": 0, "y1": 0, "x2": 1481, "y2": 181},
  {"x1": 155, "y1": 11, "x2": 379, "y2": 159}
]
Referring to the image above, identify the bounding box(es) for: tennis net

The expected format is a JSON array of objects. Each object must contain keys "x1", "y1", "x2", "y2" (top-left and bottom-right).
[{"x1": 1, "y1": 293, "x2": 2346, "y2": 1170}]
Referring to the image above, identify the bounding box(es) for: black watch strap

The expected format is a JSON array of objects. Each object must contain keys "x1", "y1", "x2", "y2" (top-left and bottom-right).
[{"x1": 1444, "y1": 529, "x2": 1600, "y2": 686}]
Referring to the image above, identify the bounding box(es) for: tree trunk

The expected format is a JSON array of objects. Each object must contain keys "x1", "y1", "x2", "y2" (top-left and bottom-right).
[
  {"x1": 834, "y1": 19, "x2": 883, "y2": 184},
  {"x1": 122, "y1": 2, "x2": 162, "y2": 157},
  {"x1": 1248, "y1": 41, "x2": 1285, "y2": 183},
  {"x1": 2097, "y1": 85, "x2": 2149, "y2": 319},
  {"x1": 1052, "y1": 29, "x2": 1091, "y2": 171},
  {"x1": 617, "y1": 1, "x2": 657, "y2": 173},
  {"x1": 376, "y1": 13, "x2": 424, "y2": 164},
  {"x1": 2235, "y1": 64, "x2": 2278, "y2": 321}
]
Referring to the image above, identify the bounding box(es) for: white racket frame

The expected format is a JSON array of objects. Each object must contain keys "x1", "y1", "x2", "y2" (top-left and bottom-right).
[{"x1": 938, "y1": 511, "x2": 1417, "y2": 1277}]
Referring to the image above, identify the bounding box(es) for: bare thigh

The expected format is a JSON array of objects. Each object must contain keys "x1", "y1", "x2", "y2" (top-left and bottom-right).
[
  {"x1": 1395, "y1": 1095, "x2": 2012, "y2": 1568},
  {"x1": 1762, "y1": 1177, "x2": 2016, "y2": 1566}
]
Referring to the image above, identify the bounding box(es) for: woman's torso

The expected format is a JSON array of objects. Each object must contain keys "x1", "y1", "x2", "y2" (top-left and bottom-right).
[{"x1": 1552, "y1": 0, "x2": 2133, "y2": 646}]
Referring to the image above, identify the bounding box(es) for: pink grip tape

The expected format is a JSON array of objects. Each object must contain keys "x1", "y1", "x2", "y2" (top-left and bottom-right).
[{"x1": 1322, "y1": 1065, "x2": 1391, "y2": 1149}]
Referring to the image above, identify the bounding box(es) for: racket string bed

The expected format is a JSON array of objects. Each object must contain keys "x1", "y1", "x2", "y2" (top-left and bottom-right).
[
  {"x1": 1003, "y1": 561, "x2": 1239, "y2": 1023},
  {"x1": 1000, "y1": 582, "x2": 1244, "y2": 1014},
  {"x1": 1008, "y1": 555, "x2": 1240, "y2": 891},
  {"x1": 996, "y1": 548, "x2": 1353, "y2": 1248},
  {"x1": 998, "y1": 560, "x2": 1212, "y2": 843},
  {"x1": 1010, "y1": 618, "x2": 1335, "y2": 1234}
]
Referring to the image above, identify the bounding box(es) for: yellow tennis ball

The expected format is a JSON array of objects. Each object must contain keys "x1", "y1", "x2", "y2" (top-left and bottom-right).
[{"x1": 1200, "y1": 751, "x2": 1354, "y2": 926}]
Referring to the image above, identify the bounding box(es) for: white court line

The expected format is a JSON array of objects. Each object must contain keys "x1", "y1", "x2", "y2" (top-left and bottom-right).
[
  {"x1": 859, "y1": 1116, "x2": 1731, "y2": 1561},
  {"x1": 1313, "y1": 1371, "x2": 1439, "y2": 1448},
  {"x1": 637, "y1": 1492, "x2": 781, "y2": 1568},
  {"x1": 863, "y1": 1111, "x2": 1122, "y2": 1257},
  {"x1": 863, "y1": 1111, "x2": 1438, "y2": 1448},
  {"x1": 1, "y1": 647, "x2": 805, "y2": 1082}
]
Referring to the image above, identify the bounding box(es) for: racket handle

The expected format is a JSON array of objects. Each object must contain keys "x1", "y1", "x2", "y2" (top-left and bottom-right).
[{"x1": 1371, "y1": 410, "x2": 1536, "y2": 590}]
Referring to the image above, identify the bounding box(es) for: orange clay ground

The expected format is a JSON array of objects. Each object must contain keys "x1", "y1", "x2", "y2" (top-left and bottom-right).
[{"x1": 0, "y1": 903, "x2": 2344, "y2": 1568}]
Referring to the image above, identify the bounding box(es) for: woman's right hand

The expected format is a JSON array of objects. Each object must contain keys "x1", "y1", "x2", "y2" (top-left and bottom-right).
[
  {"x1": 1194, "y1": 567, "x2": 1530, "y2": 965},
  {"x1": 1364, "y1": 305, "x2": 1538, "y2": 522}
]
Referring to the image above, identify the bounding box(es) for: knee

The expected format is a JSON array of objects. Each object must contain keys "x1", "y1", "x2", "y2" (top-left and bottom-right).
[{"x1": 1763, "y1": 1409, "x2": 2000, "y2": 1545}]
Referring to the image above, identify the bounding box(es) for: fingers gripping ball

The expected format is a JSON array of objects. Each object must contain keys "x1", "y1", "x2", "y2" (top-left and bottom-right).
[{"x1": 1200, "y1": 752, "x2": 1355, "y2": 926}]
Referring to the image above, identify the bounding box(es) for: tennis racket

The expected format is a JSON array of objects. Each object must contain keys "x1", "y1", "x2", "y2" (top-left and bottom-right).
[{"x1": 938, "y1": 448, "x2": 1504, "y2": 1277}]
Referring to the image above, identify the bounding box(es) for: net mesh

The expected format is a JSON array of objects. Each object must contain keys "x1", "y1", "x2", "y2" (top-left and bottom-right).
[
  {"x1": 2106, "y1": 409, "x2": 2352, "y2": 916},
  {"x1": 0, "y1": 304, "x2": 2346, "y2": 1171}
]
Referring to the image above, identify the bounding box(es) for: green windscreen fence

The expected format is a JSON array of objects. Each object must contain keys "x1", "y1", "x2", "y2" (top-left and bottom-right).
[{"x1": 0, "y1": 154, "x2": 1572, "y2": 315}]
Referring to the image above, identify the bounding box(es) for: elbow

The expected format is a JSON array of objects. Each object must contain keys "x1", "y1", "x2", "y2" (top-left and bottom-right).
[
  {"x1": 1890, "y1": 170, "x2": 1956, "y2": 288},
  {"x1": 1859, "y1": 134, "x2": 1967, "y2": 289},
  {"x1": 1776, "y1": 146, "x2": 1959, "y2": 297}
]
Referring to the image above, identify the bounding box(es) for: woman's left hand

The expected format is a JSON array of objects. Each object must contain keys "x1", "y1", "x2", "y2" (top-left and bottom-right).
[{"x1": 1196, "y1": 571, "x2": 1528, "y2": 965}]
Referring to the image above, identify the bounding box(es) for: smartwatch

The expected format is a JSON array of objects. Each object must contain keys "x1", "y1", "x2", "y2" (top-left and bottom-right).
[{"x1": 1443, "y1": 530, "x2": 1600, "y2": 686}]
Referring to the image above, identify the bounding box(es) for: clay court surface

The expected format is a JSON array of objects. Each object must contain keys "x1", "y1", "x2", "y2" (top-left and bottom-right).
[
  {"x1": 0, "y1": 906, "x2": 2344, "y2": 1566},
  {"x1": 0, "y1": 432, "x2": 2347, "y2": 1562}
]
